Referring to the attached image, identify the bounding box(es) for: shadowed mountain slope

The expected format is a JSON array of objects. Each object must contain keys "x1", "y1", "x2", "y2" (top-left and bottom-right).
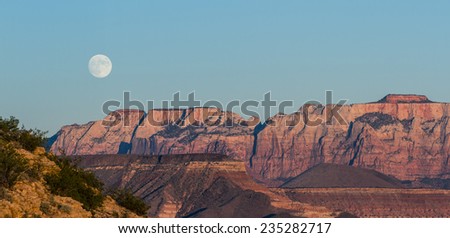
[
  {"x1": 281, "y1": 163, "x2": 403, "y2": 188},
  {"x1": 75, "y1": 154, "x2": 334, "y2": 218},
  {"x1": 74, "y1": 154, "x2": 450, "y2": 218}
]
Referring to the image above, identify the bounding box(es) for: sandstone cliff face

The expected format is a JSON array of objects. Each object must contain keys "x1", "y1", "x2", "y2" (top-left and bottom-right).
[
  {"x1": 50, "y1": 109, "x2": 145, "y2": 155},
  {"x1": 251, "y1": 96, "x2": 449, "y2": 183},
  {"x1": 130, "y1": 108, "x2": 255, "y2": 160},
  {"x1": 49, "y1": 95, "x2": 450, "y2": 184},
  {"x1": 50, "y1": 108, "x2": 255, "y2": 160}
]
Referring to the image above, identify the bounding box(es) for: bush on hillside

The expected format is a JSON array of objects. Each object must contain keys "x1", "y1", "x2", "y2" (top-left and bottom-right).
[
  {"x1": 0, "y1": 116, "x2": 46, "y2": 151},
  {"x1": 45, "y1": 155, "x2": 104, "y2": 211},
  {"x1": 0, "y1": 143, "x2": 33, "y2": 188},
  {"x1": 111, "y1": 189, "x2": 148, "y2": 216}
]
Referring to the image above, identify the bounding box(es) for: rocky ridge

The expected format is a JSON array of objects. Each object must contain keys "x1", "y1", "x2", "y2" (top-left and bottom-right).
[{"x1": 49, "y1": 94, "x2": 450, "y2": 185}]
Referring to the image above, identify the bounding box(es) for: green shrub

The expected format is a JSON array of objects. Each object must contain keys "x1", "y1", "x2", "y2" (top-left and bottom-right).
[
  {"x1": 0, "y1": 116, "x2": 46, "y2": 151},
  {"x1": 18, "y1": 128, "x2": 46, "y2": 152},
  {"x1": 0, "y1": 143, "x2": 30, "y2": 188},
  {"x1": 39, "y1": 201, "x2": 52, "y2": 216},
  {"x1": 0, "y1": 117, "x2": 20, "y2": 141},
  {"x1": 112, "y1": 189, "x2": 148, "y2": 216},
  {"x1": 45, "y1": 156, "x2": 104, "y2": 211}
]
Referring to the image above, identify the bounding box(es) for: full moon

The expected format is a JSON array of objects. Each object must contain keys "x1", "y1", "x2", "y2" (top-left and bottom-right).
[{"x1": 88, "y1": 54, "x2": 112, "y2": 78}]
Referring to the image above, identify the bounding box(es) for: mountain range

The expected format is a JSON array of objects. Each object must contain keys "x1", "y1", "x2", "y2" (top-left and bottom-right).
[{"x1": 48, "y1": 94, "x2": 449, "y2": 187}]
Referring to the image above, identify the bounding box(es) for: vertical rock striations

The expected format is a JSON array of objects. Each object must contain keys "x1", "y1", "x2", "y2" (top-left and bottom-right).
[
  {"x1": 130, "y1": 108, "x2": 256, "y2": 159},
  {"x1": 50, "y1": 109, "x2": 146, "y2": 155},
  {"x1": 50, "y1": 108, "x2": 256, "y2": 162},
  {"x1": 251, "y1": 95, "x2": 449, "y2": 184},
  {"x1": 49, "y1": 95, "x2": 450, "y2": 184}
]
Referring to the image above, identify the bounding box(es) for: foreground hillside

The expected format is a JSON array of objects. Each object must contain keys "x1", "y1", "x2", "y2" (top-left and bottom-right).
[
  {"x1": 0, "y1": 117, "x2": 141, "y2": 218},
  {"x1": 0, "y1": 148, "x2": 140, "y2": 218}
]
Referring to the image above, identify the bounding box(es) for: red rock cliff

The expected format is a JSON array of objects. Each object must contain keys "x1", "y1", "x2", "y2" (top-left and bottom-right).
[
  {"x1": 250, "y1": 96, "x2": 449, "y2": 184},
  {"x1": 49, "y1": 95, "x2": 450, "y2": 184}
]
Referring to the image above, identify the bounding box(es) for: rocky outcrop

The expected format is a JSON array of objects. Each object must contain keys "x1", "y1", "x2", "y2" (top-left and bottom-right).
[
  {"x1": 377, "y1": 94, "x2": 432, "y2": 103},
  {"x1": 49, "y1": 95, "x2": 450, "y2": 185},
  {"x1": 50, "y1": 109, "x2": 146, "y2": 155},
  {"x1": 0, "y1": 148, "x2": 139, "y2": 218}
]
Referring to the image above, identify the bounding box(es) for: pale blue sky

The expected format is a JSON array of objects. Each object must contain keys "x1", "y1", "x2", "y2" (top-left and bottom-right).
[{"x1": 1, "y1": 1, "x2": 449, "y2": 134}]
